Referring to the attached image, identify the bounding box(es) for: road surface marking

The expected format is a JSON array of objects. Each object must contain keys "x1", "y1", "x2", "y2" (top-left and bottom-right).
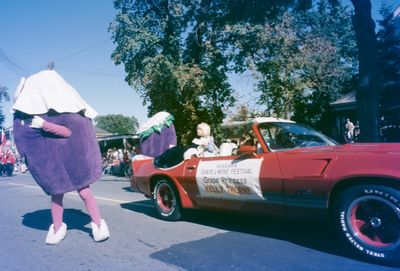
[
  {"x1": 7, "y1": 183, "x2": 41, "y2": 190},
  {"x1": 6, "y1": 182, "x2": 153, "y2": 207}
]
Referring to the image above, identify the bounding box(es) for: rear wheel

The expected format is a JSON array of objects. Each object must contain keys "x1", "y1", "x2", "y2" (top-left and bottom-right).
[
  {"x1": 333, "y1": 185, "x2": 400, "y2": 264},
  {"x1": 153, "y1": 179, "x2": 181, "y2": 221}
]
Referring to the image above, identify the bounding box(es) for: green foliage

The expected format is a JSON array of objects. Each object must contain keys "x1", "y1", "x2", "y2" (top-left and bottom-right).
[
  {"x1": 229, "y1": 104, "x2": 252, "y2": 122},
  {"x1": 110, "y1": 0, "x2": 357, "y2": 139},
  {"x1": 377, "y1": 5, "x2": 400, "y2": 118},
  {"x1": 228, "y1": 104, "x2": 263, "y2": 122},
  {"x1": 95, "y1": 114, "x2": 139, "y2": 134},
  {"x1": 110, "y1": 0, "x2": 238, "y2": 144},
  {"x1": 0, "y1": 86, "x2": 10, "y2": 126},
  {"x1": 226, "y1": 0, "x2": 357, "y2": 133},
  {"x1": 350, "y1": 0, "x2": 382, "y2": 142}
]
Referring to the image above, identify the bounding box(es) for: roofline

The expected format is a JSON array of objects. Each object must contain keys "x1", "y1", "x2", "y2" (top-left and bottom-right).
[{"x1": 97, "y1": 134, "x2": 139, "y2": 141}]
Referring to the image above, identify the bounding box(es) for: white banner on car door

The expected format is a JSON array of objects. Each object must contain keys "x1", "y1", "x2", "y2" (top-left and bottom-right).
[{"x1": 196, "y1": 158, "x2": 264, "y2": 200}]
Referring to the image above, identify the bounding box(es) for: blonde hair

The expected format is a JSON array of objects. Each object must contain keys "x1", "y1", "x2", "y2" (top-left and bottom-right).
[{"x1": 197, "y1": 122, "x2": 210, "y2": 137}]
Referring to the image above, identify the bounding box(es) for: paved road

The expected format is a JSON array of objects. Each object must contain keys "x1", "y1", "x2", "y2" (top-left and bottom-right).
[{"x1": 0, "y1": 173, "x2": 398, "y2": 271}]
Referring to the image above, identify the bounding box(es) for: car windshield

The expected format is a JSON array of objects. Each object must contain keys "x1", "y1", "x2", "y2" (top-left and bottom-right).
[{"x1": 258, "y1": 122, "x2": 337, "y2": 151}]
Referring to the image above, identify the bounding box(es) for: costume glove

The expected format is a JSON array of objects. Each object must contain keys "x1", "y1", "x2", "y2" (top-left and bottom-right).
[{"x1": 30, "y1": 116, "x2": 45, "y2": 129}]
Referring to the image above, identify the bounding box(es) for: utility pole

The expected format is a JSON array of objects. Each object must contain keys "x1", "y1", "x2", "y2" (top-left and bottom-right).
[{"x1": 47, "y1": 61, "x2": 55, "y2": 70}]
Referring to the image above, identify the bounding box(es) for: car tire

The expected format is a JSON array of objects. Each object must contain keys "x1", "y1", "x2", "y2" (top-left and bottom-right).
[
  {"x1": 333, "y1": 184, "x2": 400, "y2": 264},
  {"x1": 153, "y1": 179, "x2": 182, "y2": 221}
]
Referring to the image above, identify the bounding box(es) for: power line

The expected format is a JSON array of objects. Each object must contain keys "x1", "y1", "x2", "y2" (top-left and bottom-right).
[
  {"x1": 0, "y1": 38, "x2": 118, "y2": 86},
  {"x1": 57, "y1": 65, "x2": 125, "y2": 78},
  {"x1": 0, "y1": 48, "x2": 29, "y2": 77},
  {"x1": 54, "y1": 38, "x2": 110, "y2": 63}
]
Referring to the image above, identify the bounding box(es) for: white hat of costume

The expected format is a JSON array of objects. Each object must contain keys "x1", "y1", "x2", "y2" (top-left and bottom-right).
[
  {"x1": 12, "y1": 70, "x2": 97, "y2": 119},
  {"x1": 137, "y1": 111, "x2": 172, "y2": 135}
]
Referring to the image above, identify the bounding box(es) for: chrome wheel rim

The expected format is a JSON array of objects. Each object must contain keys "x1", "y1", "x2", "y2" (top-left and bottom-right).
[
  {"x1": 347, "y1": 195, "x2": 400, "y2": 251},
  {"x1": 156, "y1": 182, "x2": 176, "y2": 214}
]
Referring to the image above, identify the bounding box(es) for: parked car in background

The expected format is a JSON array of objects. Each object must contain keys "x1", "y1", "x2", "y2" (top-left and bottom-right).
[{"x1": 131, "y1": 117, "x2": 400, "y2": 264}]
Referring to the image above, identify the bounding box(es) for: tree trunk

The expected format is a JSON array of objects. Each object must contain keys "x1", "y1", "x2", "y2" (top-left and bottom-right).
[{"x1": 351, "y1": 0, "x2": 381, "y2": 142}]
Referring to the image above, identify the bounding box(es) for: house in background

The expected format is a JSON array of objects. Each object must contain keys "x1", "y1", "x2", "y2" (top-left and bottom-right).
[
  {"x1": 330, "y1": 91, "x2": 357, "y2": 142},
  {"x1": 97, "y1": 133, "x2": 139, "y2": 154},
  {"x1": 331, "y1": 5, "x2": 400, "y2": 143},
  {"x1": 331, "y1": 88, "x2": 400, "y2": 142},
  {"x1": 95, "y1": 127, "x2": 113, "y2": 138}
]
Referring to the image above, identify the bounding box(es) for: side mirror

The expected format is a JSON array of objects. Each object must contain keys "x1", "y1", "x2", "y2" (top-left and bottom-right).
[{"x1": 237, "y1": 145, "x2": 256, "y2": 156}]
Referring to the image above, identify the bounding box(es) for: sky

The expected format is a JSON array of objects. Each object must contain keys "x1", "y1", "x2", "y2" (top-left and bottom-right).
[
  {"x1": 1, "y1": 0, "x2": 150, "y2": 129},
  {"x1": 1, "y1": 0, "x2": 399, "y2": 129}
]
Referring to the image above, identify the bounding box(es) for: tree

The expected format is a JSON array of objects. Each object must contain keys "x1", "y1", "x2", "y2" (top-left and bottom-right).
[
  {"x1": 351, "y1": 0, "x2": 381, "y2": 142},
  {"x1": 377, "y1": 4, "x2": 400, "y2": 141},
  {"x1": 228, "y1": 104, "x2": 252, "y2": 122},
  {"x1": 110, "y1": 0, "x2": 235, "y2": 144},
  {"x1": 110, "y1": 0, "x2": 358, "y2": 140},
  {"x1": 0, "y1": 86, "x2": 10, "y2": 126},
  {"x1": 227, "y1": 0, "x2": 357, "y2": 133},
  {"x1": 227, "y1": 103, "x2": 263, "y2": 122},
  {"x1": 94, "y1": 114, "x2": 138, "y2": 134},
  {"x1": 109, "y1": 1, "x2": 310, "y2": 144}
]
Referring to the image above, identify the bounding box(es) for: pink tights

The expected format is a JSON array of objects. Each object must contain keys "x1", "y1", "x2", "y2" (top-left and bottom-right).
[{"x1": 51, "y1": 186, "x2": 101, "y2": 232}]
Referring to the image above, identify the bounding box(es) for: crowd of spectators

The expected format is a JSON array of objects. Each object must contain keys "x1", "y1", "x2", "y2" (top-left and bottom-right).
[
  {"x1": 0, "y1": 143, "x2": 28, "y2": 176},
  {"x1": 0, "y1": 149, "x2": 16, "y2": 176},
  {"x1": 102, "y1": 147, "x2": 135, "y2": 177}
]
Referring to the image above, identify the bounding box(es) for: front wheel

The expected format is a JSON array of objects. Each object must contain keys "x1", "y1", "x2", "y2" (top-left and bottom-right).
[
  {"x1": 333, "y1": 185, "x2": 400, "y2": 264},
  {"x1": 153, "y1": 179, "x2": 182, "y2": 221}
]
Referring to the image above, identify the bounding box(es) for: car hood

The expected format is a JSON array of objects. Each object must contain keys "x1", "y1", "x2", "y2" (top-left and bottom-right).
[
  {"x1": 286, "y1": 143, "x2": 400, "y2": 154},
  {"x1": 340, "y1": 143, "x2": 400, "y2": 154}
]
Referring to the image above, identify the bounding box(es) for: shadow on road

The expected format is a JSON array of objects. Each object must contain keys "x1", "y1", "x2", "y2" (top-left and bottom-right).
[
  {"x1": 191, "y1": 210, "x2": 349, "y2": 257},
  {"x1": 120, "y1": 200, "x2": 396, "y2": 267},
  {"x1": 120, "y1": 199, "x2": 158, "y2": 219},
  {"x1": 150, "y1": 230, "x2": 391, "y2": 271},
  {"x1": 121, "y1": 200, "x2": 341, "y2": 255},
  {"x1": 22, "y1": 208, "x2": 92, "y2": 234},
  {"x1": 122, "y1": 186, "x2": 136, "y2": 193},
  {"x1": 99, "y1": 175, "x2": 130, "y2": 182},
  {"x1": 158, "y1": 210, "x2": 400, "y2": 269}
]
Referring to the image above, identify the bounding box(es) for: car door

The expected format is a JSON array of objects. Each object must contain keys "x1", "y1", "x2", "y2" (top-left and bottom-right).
[
  {"x1": 182, "y1": 151, "x2": 284, "y2": 215},
  {"x1": 276, "y1": 149, "x2": 335, "y2": 218}
]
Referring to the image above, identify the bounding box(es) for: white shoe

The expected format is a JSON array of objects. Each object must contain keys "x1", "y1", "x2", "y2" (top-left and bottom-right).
[
  {"x1": 91, "y1": 219, "x2": 110, "y2": 242},
  {"x1": 45, "y1": 223, "x2": 67, "y2": 245}
]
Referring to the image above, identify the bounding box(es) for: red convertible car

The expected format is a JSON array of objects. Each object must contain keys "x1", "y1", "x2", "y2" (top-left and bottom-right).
[{"x1": 131, "y1": 117, "x2": 400, "y2": 264}]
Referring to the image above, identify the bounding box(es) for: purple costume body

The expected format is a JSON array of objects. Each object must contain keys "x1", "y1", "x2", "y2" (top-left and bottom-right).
[
  {"x1": 13, "y1": 110, "x2": 102, "y2": 195},
  {"x1": 139, "y1": 124, "x2": 177, "y2": 157}
]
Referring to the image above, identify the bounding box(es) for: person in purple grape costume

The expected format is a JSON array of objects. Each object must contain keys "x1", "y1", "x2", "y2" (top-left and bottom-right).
[
  {"x1": 12, "y1": 70, "x2": 110, "y2": 245},
  {"x1": 137, "y1": 111, "x2": 177, "y2": 158}
]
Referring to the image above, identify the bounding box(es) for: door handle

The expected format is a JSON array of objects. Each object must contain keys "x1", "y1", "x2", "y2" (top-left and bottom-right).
[{"x1": 186, "y1": 165, "x2": 197, "y2": 170}]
